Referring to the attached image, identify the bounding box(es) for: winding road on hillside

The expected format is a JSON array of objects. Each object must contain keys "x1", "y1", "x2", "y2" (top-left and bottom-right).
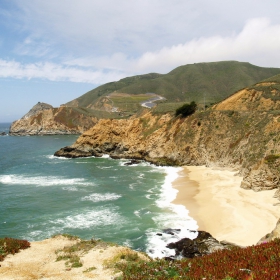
[{"x1": 141, "y1": 94, "x2": 166, "y2": 108}]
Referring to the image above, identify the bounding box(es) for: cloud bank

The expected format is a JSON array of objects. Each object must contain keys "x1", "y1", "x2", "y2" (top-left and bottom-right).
[{"x1": 1, "y1": 17, "x2": 280, "y2": 85}]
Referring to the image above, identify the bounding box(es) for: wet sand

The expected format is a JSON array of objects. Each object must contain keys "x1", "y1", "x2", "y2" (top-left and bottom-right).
[{"x1": 172, "y1": 166, "x2": 280, "y2": 246}]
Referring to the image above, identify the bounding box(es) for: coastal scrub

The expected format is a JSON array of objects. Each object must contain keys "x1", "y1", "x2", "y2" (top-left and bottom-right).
[
  {"x1": 0, "y1": 237, "x2": 30, "y2": 261},
  {"x1": 115, "y1": 238, "x2": 280, "y2": 279}
]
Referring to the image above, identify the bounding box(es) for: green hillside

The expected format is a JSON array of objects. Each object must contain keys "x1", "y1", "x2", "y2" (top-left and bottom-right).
[
  {"x1": 264, "y1": 73, "x2": 280, "y2": 83},
  {"x1": 66, "y1": 61, "x2": 280, "y2": 110}
]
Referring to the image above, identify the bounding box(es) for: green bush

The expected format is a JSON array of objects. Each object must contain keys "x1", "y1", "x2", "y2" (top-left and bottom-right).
[
  {"x1": 175, "y1": 101, "x2": 197, "y2": 117},
  {"x1": 265, "y1": 154, "x2": 280, "y2": 163}
]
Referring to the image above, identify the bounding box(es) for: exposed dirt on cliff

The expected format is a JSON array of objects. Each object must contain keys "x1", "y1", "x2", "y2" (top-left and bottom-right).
[
  {"x1": 215, "y1": 84, "x2": 280, "y2": 111},
  {"x1": 0, "y1": 235, "x2": 148, "y2": 280},
  {"x1": 9, "y1": 106, "x2": 98, "y2": 135},
  {"x1": 55, "y1": 81, "x2": 280, "y2": 196}
]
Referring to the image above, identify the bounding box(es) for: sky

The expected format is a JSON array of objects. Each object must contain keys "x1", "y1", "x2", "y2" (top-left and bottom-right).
[{"x1": 1, "y1": 0, "x2": 280, "y2": 122}]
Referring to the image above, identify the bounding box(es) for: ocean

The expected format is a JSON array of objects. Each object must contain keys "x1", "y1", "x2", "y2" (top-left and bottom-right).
[{"x1": 0, "y1": 123, "x2": 198, "y2": 258}]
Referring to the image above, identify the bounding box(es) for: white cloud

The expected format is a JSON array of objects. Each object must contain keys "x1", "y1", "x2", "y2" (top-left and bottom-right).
[
  {"x1": 1, "y1": 18, "x2": 280, "y2": 85},
  {"x1": 0, "y1": 59, "x2": 125, "y2": 84},
  {"x1": 14, "y1": 37, "x2": 53, "y2": 58},
  {"x1": 12, "y1": 0, "x2": 280, "y2": 58},
  {"x1": 66, "y1": 18, "x2": 280, "y2": 74},
  {"x1": 135, "y1": 17, "x2": 280, "y2": 70}
]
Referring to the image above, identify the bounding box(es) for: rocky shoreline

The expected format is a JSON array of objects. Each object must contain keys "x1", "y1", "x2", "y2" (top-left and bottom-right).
[
  {"x1": 166, "y1": 230, "x2": 237, "y2": 259},
  {"x1": 53, "y1": 108, "x2": 280, "y2": 199}
]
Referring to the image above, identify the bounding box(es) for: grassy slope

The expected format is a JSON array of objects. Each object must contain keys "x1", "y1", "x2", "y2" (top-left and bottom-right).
[
  {"x1": 265, "y1": 73, "x2": 280, "y2": 83},
  {"x1": 66, "y1": 61, "x2": 280, "y2": 109}
]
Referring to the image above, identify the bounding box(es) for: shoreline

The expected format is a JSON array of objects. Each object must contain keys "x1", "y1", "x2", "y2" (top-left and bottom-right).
[{"x1": 172, "y1": 166, "x2": 280, "y2": 246}]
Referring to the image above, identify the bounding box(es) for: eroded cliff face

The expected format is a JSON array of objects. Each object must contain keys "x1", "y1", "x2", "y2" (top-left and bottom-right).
[
  {"x1": 55, "y1": 82, "x2": 280, "y2": 197},
  {"x1": 55, "y1": 110, "x2": 280, "y2": 196},
  {"x1": 10, "y1": 103, "x2": 98, "y2": 135}
]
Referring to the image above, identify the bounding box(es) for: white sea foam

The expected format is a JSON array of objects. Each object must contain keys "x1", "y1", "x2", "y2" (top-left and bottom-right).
[
  {"x1": 155, "y1": 167, "x2": 181, "y2": 208},
  {"x1": 145, "y1": 166, "x2": 199, "y2": 258},
  {"x1": 134, "y1": 208, "x2": 152, "y2": 219},
  {"x1": 0, "y1": 174, "x2": 94, "y2": 187},
  {"x1": 119, "y1": 160, "x2": 130, "y2": 167},
  {"x1": 81, "y1": 193, "x2": 121, "y2": 203},
  {"x1": 129, "y1": 182, "x2": 137, "y2": 190},
  {"x1": 101, "y1": 154, "x2": 110, "y2": 158},
  {"x1": 146, "y1": 227, "x2": 197, "y2": 259},
  {"x1": 147, "y1": 187, "x2": 158, "y2": 193},
  {"x1": 138, "y1": 173, "x2": 145, "y2": 179},
  {"x1": 123, "y1": 240, "x2": 133, "y2": 248},
  {"x1": 50, "y1": 207, "x2": 125, "y2": 229},
  {"x1": 139, "y1": 161, "x2": 152, "y2": 167},
  {"x1": 119, "y1": 160, "x2": 140, "y2": 167},
  {"x1": 47, "y1": 155, "x2": 69, "y2": 160},
  {"x1": 28, "y1": 230, "x2": 44, "y2": 238},
  {"x1": 62, "y1": 186, "x2": 78, "y2": 192},
  {"x1": 96, "y1": 165, "x2": 114, "y2": 170}
]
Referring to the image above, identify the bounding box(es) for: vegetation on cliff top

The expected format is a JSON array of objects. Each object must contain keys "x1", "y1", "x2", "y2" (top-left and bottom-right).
[
  {"x1": 0, "y1": 236, "x2": 280, "y2": 280},
  {"x1": 1, "y1": 236, "x2": 280, "y2": 279},
  {"x1": 115, "y1": 238, "x2": 280, "y2": 280},
  {"x1": 175, "y1": 101, "x2": 197, "y2": 117}
]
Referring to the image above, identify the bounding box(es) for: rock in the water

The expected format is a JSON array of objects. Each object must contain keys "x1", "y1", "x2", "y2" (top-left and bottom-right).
[
  {"x1": 54, "y1": 146, "x2": 100, "y2": 158},
  {"x1": 163, "y1": 228, "x2": 181, "y2": 235},
  {"x1": 0, "y1": 132, "x2": 6, "y2": 136},
  {"x1": 167, "y1": 231, "x2": 236, "y2": 258},
  {"x1": 124, "y1": 159, "x2": 141, "y2": 165}
]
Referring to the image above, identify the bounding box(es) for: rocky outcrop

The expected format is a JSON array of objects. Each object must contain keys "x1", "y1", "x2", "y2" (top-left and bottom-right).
[
  {"x1": 22, "y1": 102, "x2": 53, "y2": 119},
  {"x1": 258, "y1": 218, "x2": 280, "y2": 244},
  {"x1": 166, "y1": 231, "x2": 237, "y2": 259},
  {"x1": 54, "y1": 146, "x2": 99, "y2": 158},
  {"x1": 10, "y1": 104, "x2": 98, "y2": 135}
]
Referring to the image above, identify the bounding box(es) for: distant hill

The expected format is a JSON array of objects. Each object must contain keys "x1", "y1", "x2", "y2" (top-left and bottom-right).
[
  {"x1": 11, "y1": 61, "x2": 280, "y2": 136},
  {"x1": 66, "y1": 61, "x2": 280, "y2": 112}
]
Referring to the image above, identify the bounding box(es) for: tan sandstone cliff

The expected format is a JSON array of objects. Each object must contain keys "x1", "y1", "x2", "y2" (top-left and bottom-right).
[
  {"x1": 55, "y1": 80, "x2": 280, "y2": 197},
  {"x1": 9, "y1": 102, "x2": 98, "y2": 135}
]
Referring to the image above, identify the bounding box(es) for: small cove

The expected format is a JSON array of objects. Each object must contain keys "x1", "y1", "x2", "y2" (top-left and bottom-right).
[{"x1": 0, "y1": 123, "x2": 197, "y2": 258}]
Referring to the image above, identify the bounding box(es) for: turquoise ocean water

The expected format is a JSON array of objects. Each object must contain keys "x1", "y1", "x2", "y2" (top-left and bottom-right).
[{"x1": 0, "y1": 123, "x2": 197, "y2": 258}]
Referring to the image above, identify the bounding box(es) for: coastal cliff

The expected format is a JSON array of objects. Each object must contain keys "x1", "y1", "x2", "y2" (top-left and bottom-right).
[
  {"x1": 55, "y1": 78, "x2": 280, "y2": 196},
  {"x1": 9, "y1": 102, "x2": 98, "y2": 135}
]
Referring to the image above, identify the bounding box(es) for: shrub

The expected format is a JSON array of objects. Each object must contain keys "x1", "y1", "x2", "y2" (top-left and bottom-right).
[
  {"x1": 265, "y1": 154, "x2": 280, "y2": 163},
  {"x1": 0, "y1": 237, "x2": 30, "y2": 261},
  {"x1": 175, "y1": 101, "x2": 197, "y2": 117}
]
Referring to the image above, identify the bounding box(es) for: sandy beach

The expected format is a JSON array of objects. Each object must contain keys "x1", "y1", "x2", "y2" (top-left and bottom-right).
[{"x1": 173, "y1": 166, "x2": 280, "y2": 246}]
